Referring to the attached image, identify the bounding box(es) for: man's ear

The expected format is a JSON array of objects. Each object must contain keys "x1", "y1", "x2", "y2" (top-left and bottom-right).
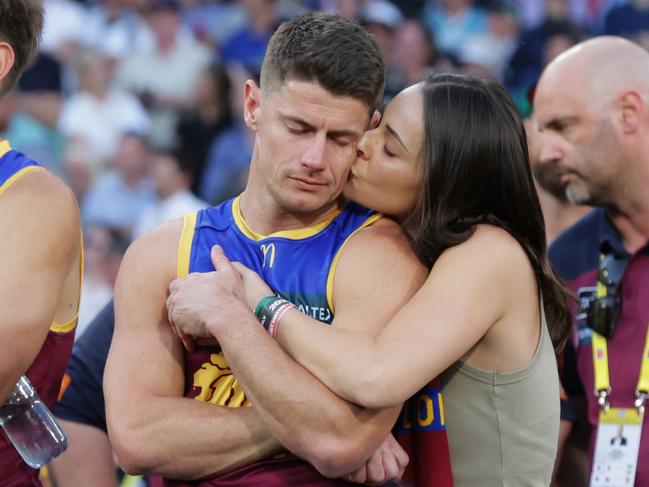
[
  {"x1": 243, "y1": 80, "x2": 262, "y2": 131},
  {"x1": 0, "y1": 42, "x2": 15, "y2": 88},
  {"x1": 617, "y1": 90, "x2": 643, "y2": 135},
  {"x1": 369, "y1": 110, "x2": 381, "y2": 129}
]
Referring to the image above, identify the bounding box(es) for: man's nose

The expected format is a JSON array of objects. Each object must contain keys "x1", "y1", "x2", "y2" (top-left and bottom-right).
[
  {"x1": 301, "y1": 132, "x2": 327, "y2": 170},
  {"x1": 538, "y1": 135, "x2": 564, "y2": 166}
]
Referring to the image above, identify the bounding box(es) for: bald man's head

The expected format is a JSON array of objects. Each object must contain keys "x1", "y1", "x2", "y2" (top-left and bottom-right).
[
  {"x1": 532, "y1": 37, "x2": 649, "y2": 207},
  {"x1": 537, "y1": 36, "x2": 649, "y2": 112}
]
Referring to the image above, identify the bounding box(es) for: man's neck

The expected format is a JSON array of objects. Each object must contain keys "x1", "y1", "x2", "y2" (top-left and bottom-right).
[
  {"x1": 536, "y1": 186, "x2": 590, "y2": 243},
  {"x1": 238, "y1": 188, "x2": 342, "y2": 237},
  {"x1": 604, "y1": 166, "x2": 649, "y2": 252}
]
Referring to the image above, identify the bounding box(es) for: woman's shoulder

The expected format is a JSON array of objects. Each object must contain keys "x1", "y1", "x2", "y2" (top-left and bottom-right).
[{"x1": 442, "y1": 224, "x2": 529, "y2": 265}]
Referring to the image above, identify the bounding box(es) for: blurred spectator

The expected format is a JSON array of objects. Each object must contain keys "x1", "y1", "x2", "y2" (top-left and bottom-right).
[
  {"x1": 59, "y1": 49, "x2": 150, "y2": 170},
  {"x1": 76, "y1": 226, "x2": 129, "y2": 339},
  {"x1": 459, "y1": 2, "x2": 519, "y2": 80},
  {"x1": 199, "y1": 64, "x2": 253, "y2": 205},
  {"x1": 41, "y1": 0, "x2": 87, "y2": 64},
  {"x1": 134, "y1": 150, "x2": 207, "y2": 237},
  {"x1": 61, "y1": 139, "x2": 95, "y2": 203},
  {"x1": 183, "y1": 0, "x2": 247, "y2": 46},
  {"x1": 392, "y1": 0, "x2": 426, "y2": 18},
  {"x1": 360, "y1": 0, "x2": 404, "y2": 59},
  {"x1": 115, "y1": 0, "x2": 211, "y2": 148},
  {"x1": 505, "y1": 1, "x2": 583, "y2": 105},
  {"x1": 389, "y1": 19, "x2": 455, "y2": 97},
  {"x1": 82, "y1": 132, "x2": 155, "y2": 233},
  {"x1": 320, "y1": 0, "x2": 365, "y2": 18},
  {"x1": 220, "y1": 0, "x2": 280, "y2": 71},
  {"x1": 423, "y1": 0, "x2": 488, "y2": 58},
  {"x1": 3, "y1": 53, "x2": 65, "y2": 174},
  {"x1": 605, "y1": 0, "x2": 649, "y2": 50},
  {"x1": 513, "y1": 0, "x2": 620, "y2": 33},
  {"x1": 80, "y1": 0, "x2": 154, "y2": 63},
  {"x1": 175, "y1": 64, "x2": 233, "y2": 195}
]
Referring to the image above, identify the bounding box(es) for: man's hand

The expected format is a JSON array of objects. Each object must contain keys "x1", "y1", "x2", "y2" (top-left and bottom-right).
[
  {"x1": 343, "y1": 434, "x2": 408, "y2": 485},
  {"x1": 166, "y1": 245, "x2": 248, "y2": 350}
]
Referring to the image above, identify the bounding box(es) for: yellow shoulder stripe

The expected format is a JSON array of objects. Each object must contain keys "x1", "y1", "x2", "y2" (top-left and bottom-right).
[
  {"x1": 232, "y1": 195, "x2": 342, "y2": 241},
  {"x1": 178, "y1": 212, "x2": 197, "y2": 278},
  {"x1": 0, "y1": 140, "x2": 11, "y2": 158},
  {"x1": 325, "y1": 213, "x2": 383, "y2": 314}
]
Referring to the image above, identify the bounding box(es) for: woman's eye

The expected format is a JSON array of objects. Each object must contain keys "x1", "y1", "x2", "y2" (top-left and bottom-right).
[{"x1": 383, "y1": 145, "x2": 395, "y2": 157}]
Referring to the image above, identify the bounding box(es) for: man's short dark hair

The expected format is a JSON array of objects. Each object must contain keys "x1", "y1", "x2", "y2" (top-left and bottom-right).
[
  {"x1": 261, "y1": 13, "x2": 385, "y2": 113},
  {"x1": 0, "y1": 0, "x2": 44, "y2": 97}
]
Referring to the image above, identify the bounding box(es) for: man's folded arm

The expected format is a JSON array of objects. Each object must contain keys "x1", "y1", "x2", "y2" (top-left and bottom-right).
[{"x1": 104, "y1": 219, "x2": 282, "y2": 480}]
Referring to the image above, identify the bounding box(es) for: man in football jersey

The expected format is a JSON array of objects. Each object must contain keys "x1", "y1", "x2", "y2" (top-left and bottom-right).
[
  {"x1": 104, "y1": 12, "x2": 440, "y2": 486},
  {"x1": 0, "y1": 2, "x2": 82, "y2": 485}
]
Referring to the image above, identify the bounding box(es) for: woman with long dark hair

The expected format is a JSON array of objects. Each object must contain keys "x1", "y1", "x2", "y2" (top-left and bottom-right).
[{"x1": 168, "y1": 73, "x2": 571, "y2": 486}]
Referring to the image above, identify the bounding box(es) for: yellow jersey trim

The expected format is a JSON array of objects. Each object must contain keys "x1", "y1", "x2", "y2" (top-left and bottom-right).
[
  {"x1": 325, "y1": 213, "x2": 383, "y2": 313},
  {"x1": 178, "y1": 212, "x2": 197, "y2": 278},
  {"x1": 0, "y1": 166, "x2": 42, "y2": 197},
  {"x1": 0, "y1": 140, "x2": 11, "y2": 158},
  {"x1": 50, "y1": 233, "x2": 85, "y2": 333},
  {"x1": 232, "y1": 196, "x2": 342, "y2": 241}
]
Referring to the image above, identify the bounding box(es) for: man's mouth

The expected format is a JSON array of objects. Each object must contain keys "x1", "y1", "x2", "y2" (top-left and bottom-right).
[{"x1": 290, "y1": 176, "x2": 327, "y2": 188}]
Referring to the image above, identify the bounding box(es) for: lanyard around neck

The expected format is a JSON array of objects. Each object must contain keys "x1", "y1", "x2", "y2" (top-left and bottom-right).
[{"x1": 592, "y1": 261, "x2": 649, "y2": 410}]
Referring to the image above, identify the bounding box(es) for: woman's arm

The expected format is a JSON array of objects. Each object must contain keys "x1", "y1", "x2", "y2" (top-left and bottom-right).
[{"x1": 271, "y1": 225, "x2": 531, "y2": 408}]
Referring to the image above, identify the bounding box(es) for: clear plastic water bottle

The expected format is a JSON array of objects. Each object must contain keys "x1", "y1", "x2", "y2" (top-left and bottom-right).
[{"x1": 0, "y1": 375, "x2": 68, "y2": 468}]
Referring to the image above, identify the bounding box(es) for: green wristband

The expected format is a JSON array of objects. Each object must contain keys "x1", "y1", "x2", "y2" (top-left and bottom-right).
[{"x1": 254, "y1": 295, "x2": 277, "y2": 320}]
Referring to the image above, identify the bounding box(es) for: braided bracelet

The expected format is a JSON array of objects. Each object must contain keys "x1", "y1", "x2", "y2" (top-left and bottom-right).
[{"x1": 255, "y1": 296, "x2": 296, "y2": 338}]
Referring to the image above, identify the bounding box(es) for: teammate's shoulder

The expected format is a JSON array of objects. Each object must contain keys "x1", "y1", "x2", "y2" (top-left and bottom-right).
[{"x1": 5, "y1": 168, "x2": 79, "y2": 227}]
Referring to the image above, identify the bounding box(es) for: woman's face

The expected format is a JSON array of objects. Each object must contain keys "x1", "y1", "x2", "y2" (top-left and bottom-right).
[{"x1": 344, "y1": 84, "x2": 424, "y2": 218}]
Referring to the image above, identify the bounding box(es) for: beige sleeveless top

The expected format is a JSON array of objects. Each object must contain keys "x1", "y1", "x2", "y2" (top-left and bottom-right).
[{"x1": 439, "y1": 306, "x2": 560, "y2": 487}]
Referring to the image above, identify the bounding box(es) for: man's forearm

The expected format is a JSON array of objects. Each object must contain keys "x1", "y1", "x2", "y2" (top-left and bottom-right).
[
  {"x1": 213, "y1": 306, "x2": 398, "y2": 479},
  {"x1": 107, "y1": 395, "x2": 282, "y2": 480}
]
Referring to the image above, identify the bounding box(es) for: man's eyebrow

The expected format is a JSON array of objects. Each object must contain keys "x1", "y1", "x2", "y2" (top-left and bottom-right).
[
  {"x1": 386, "y1": 124, "x2": 409, "y2": 153},
  {"x1": 283, "y1": 115, "x2": 361, "y2": 139}
]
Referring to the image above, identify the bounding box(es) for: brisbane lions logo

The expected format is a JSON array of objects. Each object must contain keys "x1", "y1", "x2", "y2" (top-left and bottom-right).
[{"x1": 193, "y1": 353, "x2": 251, "y2": 407}]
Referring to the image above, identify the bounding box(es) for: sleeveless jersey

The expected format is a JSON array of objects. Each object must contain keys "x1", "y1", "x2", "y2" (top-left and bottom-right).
[
  {"x1": 165, "y1": 196, "x2": 379, "y2": 486},
  {"x1": 0, "y1": 141, "x2": 81, "y2": 487},
  {"x1": 394, "y1": 378, "x2": 454, "y2": 486}
]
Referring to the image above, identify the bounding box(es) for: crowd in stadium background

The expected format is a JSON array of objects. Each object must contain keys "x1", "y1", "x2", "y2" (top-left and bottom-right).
[
  {"x1": 2, "y1": 0, "x2": 645, "y2": 335},
  {"x1": 2, "y1": 1, "x2": 649, "y2": 486}
]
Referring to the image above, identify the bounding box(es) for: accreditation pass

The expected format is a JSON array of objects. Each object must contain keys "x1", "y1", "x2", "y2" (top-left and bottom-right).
[{"x1": 590, "y1": 408, "x2": 643, "y2": 487}]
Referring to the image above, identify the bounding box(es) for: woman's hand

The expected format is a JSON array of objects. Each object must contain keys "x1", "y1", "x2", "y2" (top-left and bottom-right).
[{"x1": 166, "y1": 245, "x2": 248, "y2": 351}]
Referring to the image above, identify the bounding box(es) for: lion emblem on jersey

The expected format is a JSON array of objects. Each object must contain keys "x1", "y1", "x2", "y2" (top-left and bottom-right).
[{"x1": 193, "y1": 353, "x2": 251, "y2": 407}]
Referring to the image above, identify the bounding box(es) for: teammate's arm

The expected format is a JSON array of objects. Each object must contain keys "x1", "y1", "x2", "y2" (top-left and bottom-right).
[
  {"x1": 0, "y1": 170, "x2": 80, "y2": 402},
  {"x1": 187, "y1": 219, "x2": 427, "y2": 477},
  {"x1": 104, "y1": 220, "x2": 282, "y2": 480}
]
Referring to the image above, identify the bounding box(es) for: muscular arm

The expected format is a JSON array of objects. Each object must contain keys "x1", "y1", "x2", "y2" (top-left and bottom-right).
[
  {"x1": 104, "y1": 221, "x2": 281, "y2": 480},
  {"x1": 273, "y1": 226, "x2": 535, "y2": 409},
  {"x1": 209, "y1": 219, "x2": 427, "y2": 477},
  {"x1": 0, "y1": 170, "x2": 80, "y2": 401}
]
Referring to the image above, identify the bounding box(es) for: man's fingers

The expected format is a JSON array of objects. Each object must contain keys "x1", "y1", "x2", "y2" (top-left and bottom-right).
[
  {"x1": 344, "y1": 466, "x2": 367, "y2": 484},
  {"x1": 365, "y1": 449, "x2": 386, "y2": 485},
  {"x1": 380, "y1": 447, "x2": 401, "y2": 481},
  {"x1": 211, "y1": 245, "x2": 233, "y2": 272}
]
